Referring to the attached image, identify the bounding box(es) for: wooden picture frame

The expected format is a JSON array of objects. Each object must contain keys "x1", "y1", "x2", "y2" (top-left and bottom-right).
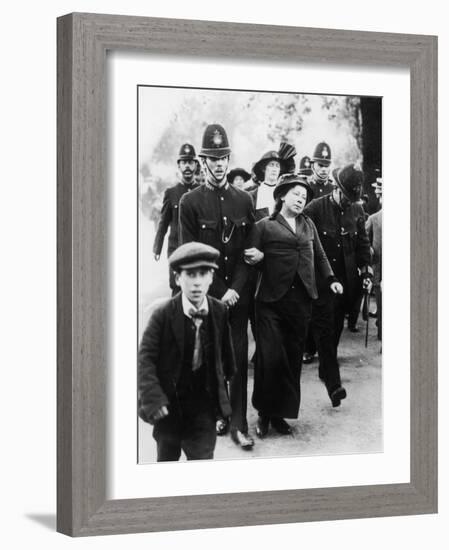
[{"x1": 57, "y1": 12, "x2": 437, "y2": 536}]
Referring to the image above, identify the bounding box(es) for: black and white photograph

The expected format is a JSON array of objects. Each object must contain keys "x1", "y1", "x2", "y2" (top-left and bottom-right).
[{"x1": 137, "y1": 84, "x2": 382, "y2": 463}]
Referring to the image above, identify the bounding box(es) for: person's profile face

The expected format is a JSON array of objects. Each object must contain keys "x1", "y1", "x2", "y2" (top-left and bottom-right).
[
  {"x1": 281, "y1": 184, "x2": 308, "y2": 216},
  {"x1": 175, "y1": 267, "x2": 213, "y2": 307}
]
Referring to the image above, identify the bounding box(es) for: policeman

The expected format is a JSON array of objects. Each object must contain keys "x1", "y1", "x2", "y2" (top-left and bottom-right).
[
  {"x1": 304, "y1": 164, "x2": 372, "y2": 407},
  {"x1": 153, "y1": 143, "x2": 199, "y2": 292},
  {"x1": 179, "y1": 123, "x2": 257, "y2": 450},
  {"x1": 309, "y1": 141, "x2": 334, "y2": 199},
  {"x1": 302, "y1": 143, "x2": 334, "y2": 363},
  {"x1": 298, "y1": 155, "x2": 313, "y2": 180}
]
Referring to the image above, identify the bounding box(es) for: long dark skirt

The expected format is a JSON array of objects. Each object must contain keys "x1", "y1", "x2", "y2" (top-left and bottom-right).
[{"x1": 252, "y1": 281, "x2": 312, "y2": 419}]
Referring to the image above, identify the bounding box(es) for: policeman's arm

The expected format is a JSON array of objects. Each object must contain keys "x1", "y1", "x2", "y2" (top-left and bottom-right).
[
  {"x1": 244, "y1": 220, "x2": 265, "y2": 268},
  {"x1": 152, "y1": 189, "x2": 172, "y2": 256},
  {"x1": 310, "y1": 218, "x2": 337, "y2": 283},
  {"x1": 355, "y1": 207, "x2": 372, "y2": 269},
  {"x1": 231, "y1": 196, "x2": 256, "y2": 293},
  {"x1": 178, "y1": 193, "x2": 197, "y2": 244}
]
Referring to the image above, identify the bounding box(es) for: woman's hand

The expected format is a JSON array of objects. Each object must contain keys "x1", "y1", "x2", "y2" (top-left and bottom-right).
[
  {"x1": 221, "y1": 288, "x2": 240, "y2": 307},
  {"x1": 244, "y1": 247, "x2": 264, "y2": 265},
  {"x1": 330, "y1": 282, "x2": 344, "y2": 294}
]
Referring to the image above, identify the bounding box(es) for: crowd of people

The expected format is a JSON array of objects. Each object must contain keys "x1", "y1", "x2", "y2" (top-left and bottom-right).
[{"x1": 138, "y1": 122, "x2": 383, "y2": 462}]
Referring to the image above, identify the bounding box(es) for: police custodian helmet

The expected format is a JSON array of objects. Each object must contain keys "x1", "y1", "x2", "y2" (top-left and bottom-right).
[
  {"x1": 199, "y1": 124, "x2": 231, "y2": 158},
  {"x1": 298, "y1": 155, "x2": 313, "y2": 176},
  {"x1": 177, "y1": 143, "x2": 197, "y2": 162},
  {"x1": 311, "y1": 142, "x2": 332, "y2": 166}
]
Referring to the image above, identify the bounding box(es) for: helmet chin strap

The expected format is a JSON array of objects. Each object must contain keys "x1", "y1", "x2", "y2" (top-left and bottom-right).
[
  {"x1": 203, "y1": 159, "x2": 227, "y2": 187},
  {"x1": 312, "y1": 164, "x2": 328, "y2": 182}
]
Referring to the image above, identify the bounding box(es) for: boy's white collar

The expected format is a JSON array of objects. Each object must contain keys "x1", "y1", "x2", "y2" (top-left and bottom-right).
[{"x1": 181, "y1": 293, "x2": 209, "y2": 318}]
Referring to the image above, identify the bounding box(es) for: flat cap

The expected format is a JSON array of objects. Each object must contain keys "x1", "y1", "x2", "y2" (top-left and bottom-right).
[{"x1": 169, "y1": 242, "x2": 220, "y2": 272}]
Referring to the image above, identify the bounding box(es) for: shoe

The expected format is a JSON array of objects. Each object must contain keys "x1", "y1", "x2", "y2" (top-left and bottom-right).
[
  {"x1": 303, "y1": 352, "x2": 315, "y2": 364},
  {"x1": 255, "y1": 416, "x2": 269, "y2": 438},
  {"x1": 216, "y1": 418, "x2": 228, "y2": 436},
  {"x1": 348, "y1": 325, "x2": 360, "y2": 333},
  {"x1": 231, "y1": 429, "x2": 254, "y2": 450},
  {"x1": 369, "y1": 311, "x2": 378, "y2": 318},
  {"x1": 330, "y1": 386, "x2": 347, "y2": 407},
  {"x1": 270, "y1": 417, "x2": 293, "y2": 435}
]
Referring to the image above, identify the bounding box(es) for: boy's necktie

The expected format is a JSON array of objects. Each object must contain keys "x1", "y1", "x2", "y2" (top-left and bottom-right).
[{"x1": 189, "y1": 309, "x2": 208, "y2": 371}]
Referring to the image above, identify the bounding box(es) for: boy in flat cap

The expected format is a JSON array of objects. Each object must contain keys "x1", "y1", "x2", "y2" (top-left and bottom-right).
[
  {"x1": 153, "y1": 143, "x2": 199, "y2": 292},
  {"x1": 138, "y1": 242, "x2": 235, "y2": 461}
]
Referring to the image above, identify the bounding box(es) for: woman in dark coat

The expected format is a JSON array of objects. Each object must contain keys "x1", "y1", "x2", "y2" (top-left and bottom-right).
[{"x1": 245, "y1": 174, "x2": 343, "y2": 437}]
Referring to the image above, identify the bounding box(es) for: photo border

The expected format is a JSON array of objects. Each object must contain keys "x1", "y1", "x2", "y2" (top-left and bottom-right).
[{"x1": 57, "y1": 12, "x2": 437, "y2": 536}]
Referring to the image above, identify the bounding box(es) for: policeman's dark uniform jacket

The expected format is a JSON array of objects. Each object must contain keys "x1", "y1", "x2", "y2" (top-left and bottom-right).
[
  {"x1": 248, "y1": 175, "x2": 336, "y2": 421},
  {"x1": 179, "y1": 181, "x2": 254, "y2": 299},
  {"x1": 303, "y1": 164, "x2": 372, "y2": 398},
  {"x1": 153, "y1": 143, "x2": 198, "y2": 290},
  {"x1": 309, "y1": 142, "x2": 334, "y2": 199},
  {"x1": 138, "y1": 243, "x2": 235, "y2": 461},
  {"x1": 178, "y1": 124, "x2": 255, "y2": 443}
]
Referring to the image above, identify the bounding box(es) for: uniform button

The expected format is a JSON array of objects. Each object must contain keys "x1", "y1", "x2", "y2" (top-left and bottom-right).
[
  {"x1": 201, "y1": 224, "x2": 206, "y2": 229},
  {"x1": 174, "y1": 205, "x2": 178, "y2": 209},
  {"x1": 224, "y1": 256, "x2": 228, "y2": 261},
  {"x1": 337, "y1": 244, "x2": 340, "y2": 248},
  {"x1": 323, "y1": 231, "x2": 327, "y2": 235},
  {"x1": 225, "y1": 276, "x2": 229, "y2": 280},
  {"x1": 242, "y1": 222, "x2": 246, "y2": 226},
  {"x1": 220, "y1": 197, "x2": 224, "y2": 201},
  {"x1": 332, "y1": 258, "x2": 336, "y2": 262}
]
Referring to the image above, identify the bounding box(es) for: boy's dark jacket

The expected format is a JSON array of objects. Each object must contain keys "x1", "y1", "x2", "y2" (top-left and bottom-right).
[{"x1": 138, "y1": 293, "x2": 235, "y2": 423}]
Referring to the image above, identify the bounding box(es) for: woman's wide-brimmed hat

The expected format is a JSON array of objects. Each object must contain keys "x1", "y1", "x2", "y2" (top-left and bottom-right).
[
  {"x1": 252, "y1": 142, "x2": 297, "y2": 183},
  {"x1": 273, "y1": 173, "x2": 313, "y2": 203},
  {"x1": 227, "y1": 168, "x2": 252, "y2": 184}
]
